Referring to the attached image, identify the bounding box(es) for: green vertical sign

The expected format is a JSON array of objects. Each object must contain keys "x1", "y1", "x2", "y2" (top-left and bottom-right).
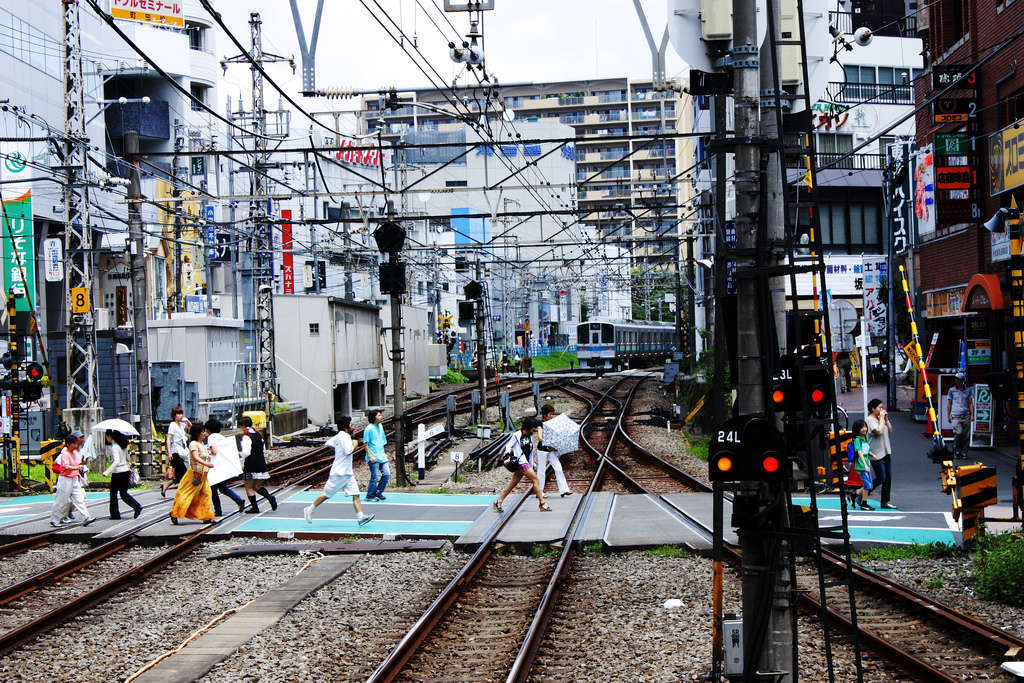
[{"x1": 1, "y1": 193, "x2": 35, "y2": 312}]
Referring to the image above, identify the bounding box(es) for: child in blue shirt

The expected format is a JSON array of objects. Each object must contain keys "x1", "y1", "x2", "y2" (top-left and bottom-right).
[
  {"x1": 851, "y1": 419, "x2": 874, "y2": 511},
  {"x1": 364, "y1": 409, "x2": 390, "y2": 501}
]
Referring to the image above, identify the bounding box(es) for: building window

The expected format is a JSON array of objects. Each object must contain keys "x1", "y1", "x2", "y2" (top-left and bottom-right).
[
  {"x1": 186, "y1": 22, "x2": 207, "y2": 52},
  {"x1": 999, "y1": 87, "x2": 1024, "y2": 127},
  {"x1": 442, "y1": 282, "x2": 450, "y2": 292},
  {"x1": 308, "y1": 323, "x2": 320, "y2": 336},
  {"x1": 819, "y1": 201, "x2": 882, "y2": 252},
  {"x1": 190, "y1": 82, "x2": 209, "y2": 111}
]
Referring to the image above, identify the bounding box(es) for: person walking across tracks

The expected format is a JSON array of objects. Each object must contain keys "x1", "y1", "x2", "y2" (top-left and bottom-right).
[
  {"x1": 494, "y1": 417, "x2": 552, "y2": 513},
  {"x1": 866, "y1": 398, "x2": 897, "y2": 510},
  {"x1": 946, "y1": 371, "x2": 974, "y2": 459},
  {"x1": 238, "y1": 416, "x2": 276, "y2": 513},
  {"x1": 303, "y1": 416, "x2": 375, "y2": 526},
  {"x1": 205, "y1": 419, "x2": 246, "y2": 516},
  {"x1": 536, "y1": 404, "x2": 572, "y2": 498},
  {"x1": 49, "y1": 431, "x2": 96, "y2": 527},
  {"x1": 162, "y1": 406, "x2": 191, "y2": 497},
  {"x1": 103, "y1": 430, "x2": 142, "y2": 520},
  {"x1": 169, "y1": 423, "x2": 215, "y2": 524},
  {"x1": 364, "y1": 409, "x2": 390, "y2": 501}
]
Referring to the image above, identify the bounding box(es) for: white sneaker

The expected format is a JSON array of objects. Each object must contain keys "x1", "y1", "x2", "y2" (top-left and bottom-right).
[
  {"x1": 303, "y1": 505, "x2": 314, "y2": 524},
  {"x1": 357, "y1": 513, "x2": 375, "y2": 526}
]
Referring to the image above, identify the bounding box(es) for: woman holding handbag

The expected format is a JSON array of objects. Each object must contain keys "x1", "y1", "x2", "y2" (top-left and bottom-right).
[
  {"x1": 162, "y1": 406, "x2": 191, "y2": 496},
  {"x1": 103, "y1": 430, "x2": 142, "y2": 520},
  {"x1": 169, "y1": 423, "x2": 215, "y2": 524}
]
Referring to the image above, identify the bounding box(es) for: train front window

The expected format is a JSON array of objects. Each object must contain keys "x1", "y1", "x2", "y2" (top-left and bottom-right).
[{"x1": 602, "y1": 324, "x2": 614, "y2": 344}]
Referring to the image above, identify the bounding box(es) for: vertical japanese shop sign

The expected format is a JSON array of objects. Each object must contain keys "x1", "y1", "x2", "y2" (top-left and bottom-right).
[
  {"x1": 281, "y1": 209, "x2": 294, "y2": 295},
  {"x1": 1, "y1": 193, "x2": 34, "y2": 312}
]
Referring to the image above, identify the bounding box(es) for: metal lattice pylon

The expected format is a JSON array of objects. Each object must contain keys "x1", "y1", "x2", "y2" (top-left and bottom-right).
[{"x1": 62, "y1": 0, "x2": 97, "y2": 409}]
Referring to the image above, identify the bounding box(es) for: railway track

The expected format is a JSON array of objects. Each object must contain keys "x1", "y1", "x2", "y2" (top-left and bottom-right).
[
  {"x1": 0, "y1": 446, "x2": 335, "y2": 658},
  {"x1": 367, "y1": 377, "x2": 631, "y2": 682}
]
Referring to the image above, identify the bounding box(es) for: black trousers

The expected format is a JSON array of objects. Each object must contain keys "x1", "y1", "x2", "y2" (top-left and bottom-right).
[
  {"x1": 109, "y1": 471, "x2": 141, "y2": 518},
  {"x1": 870, "y1": 455, "x2": 893, "y2": 506},
  {"x1": 211, "y1": 481, "x2": 243, "y2": 514}
]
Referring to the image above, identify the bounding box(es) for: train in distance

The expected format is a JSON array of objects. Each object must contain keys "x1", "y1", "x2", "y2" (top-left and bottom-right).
[{"x1": 576, "y1": 320, "x2": 676, "y2": 371}]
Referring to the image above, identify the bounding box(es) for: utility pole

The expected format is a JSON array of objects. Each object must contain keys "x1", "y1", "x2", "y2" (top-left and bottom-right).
[
  {"x1": 389, "y1": 269, "x2": 406, "y2": 486},
  {"x1": 222, "y1": 12, "x2": 292, "y2": 402},
  {"x1": 125, "y1": 130, "x2": 155, "y2": 477},
  {"x1": 61, "y1": 0, "x2": 99, "y2": 429},
  {"x1": 475, "y1": 257, "x2": 487, "y2": 423},
  {"x1": 171, "y1": 123, "x2": 184, "y2": 313},
  {"x1": 685, "y1": 229, "x2": 697, "y2": 374}
]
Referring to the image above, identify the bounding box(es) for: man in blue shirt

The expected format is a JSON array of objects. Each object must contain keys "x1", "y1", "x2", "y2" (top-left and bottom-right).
[{"x1": 364, "y1": 409, "x2": 390, "y2": 501}]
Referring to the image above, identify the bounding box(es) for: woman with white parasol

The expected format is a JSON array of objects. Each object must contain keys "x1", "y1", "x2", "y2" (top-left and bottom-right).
[
  {"x1": 96, "y1": 420, "x2": 142, "y2": 520},
  {"x1": 536, "y1": 404, "x2": 576, "y2": 497}
]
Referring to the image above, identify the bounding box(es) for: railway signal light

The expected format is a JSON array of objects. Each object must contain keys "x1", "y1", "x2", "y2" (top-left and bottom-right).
[
  {"x1": 803, "y1": 364, "x2": 833, "y2": 419},
  {"x1": 21, "y1": 362, "x2": 44, "y2": 401},
  {"x1": 769, "y1": 354, "x2": 798, "y2": 414},
  {"x1": 710, "y1": 415, "x2": 788, "y2": 482}
]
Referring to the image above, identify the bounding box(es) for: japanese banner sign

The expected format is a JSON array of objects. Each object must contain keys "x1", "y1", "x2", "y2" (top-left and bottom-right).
[
  {"x1": 110, "y1": 0, "x2": 184, "y2": 28},
  {"x1": 861, "y1": 256, "x2": 887, "y2": 338},
  {"x1": 887, "y1": 142, "x2": 911, "y2": 255},
  {"x1": 989, "y1": 116, "x2": 1024, "y2": 196},
  {"x1": 0, "y1": 193, "x2": 35, "y2": 312},
  {"x1": 281, "y1": 209, "x2": 294, "y2": 295}
]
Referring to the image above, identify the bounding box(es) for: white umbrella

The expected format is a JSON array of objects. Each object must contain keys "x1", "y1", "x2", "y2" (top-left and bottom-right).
[
  {"x1": 91, "y1": 418, "x2": 140, "y2": 436},
  {"x1": 540, "y1": 413, "x2": 580, "y2": 456}
]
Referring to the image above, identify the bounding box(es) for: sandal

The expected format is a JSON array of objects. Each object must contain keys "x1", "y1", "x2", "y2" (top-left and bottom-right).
[
  {"x1": 539, "y1": 502, "x2": 552, "y2": 512},
  {"x1": 493, "y1": 501, "x2": 504, "y2": 513},
  {"x1": 169, "y1": 515, "x2": 178, "y2": 525}
]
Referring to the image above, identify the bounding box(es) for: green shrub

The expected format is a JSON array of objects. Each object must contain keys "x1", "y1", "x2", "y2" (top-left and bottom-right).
[
  {"x1": 925, "y1": 573, "x2": 945, "y2": 590},
  {"x1": 974, "y1": 533, "x2": 1024, "y2": 606},
  {"x1": 442, "y1": 369, "x2": 469, "y2": 384},
  {"x1": 688, "y1": 435, "x2": 710, "y2": 462}
]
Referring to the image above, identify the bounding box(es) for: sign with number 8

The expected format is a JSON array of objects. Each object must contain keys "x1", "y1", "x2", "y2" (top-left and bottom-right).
[{"x1": 71, "y1": 287, "x2": 90, "y2": 314}]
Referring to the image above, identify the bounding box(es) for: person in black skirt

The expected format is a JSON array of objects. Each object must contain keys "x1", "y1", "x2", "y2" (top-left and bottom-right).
[
  {"x1": 238, "y1": 415, "x2": 277, "y2": 513},
  {"x1": 102, "y1": 430, "x2": 142, "y2": 519}
]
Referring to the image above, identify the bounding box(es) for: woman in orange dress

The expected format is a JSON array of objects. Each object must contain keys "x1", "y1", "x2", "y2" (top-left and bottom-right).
[{"x1": 169, "y1": 423, "x2": 215, "y2": 524}]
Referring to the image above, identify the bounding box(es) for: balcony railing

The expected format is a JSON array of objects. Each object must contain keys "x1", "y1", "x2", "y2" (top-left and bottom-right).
[
  {"x1": 829, "y1": 10, "x2": 917, "y2": 38},
  {"x1": 828, "y1": 81, "x2": 913, "y2": 105},
  {"x1": 812, "y1": 152, "x2": 886, "y2": 170}
]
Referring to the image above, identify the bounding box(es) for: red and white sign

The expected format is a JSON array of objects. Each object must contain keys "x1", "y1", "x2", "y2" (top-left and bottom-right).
[
  {"x1": 281, "y1": 210, "x2": 294, "y2": 295},
  {"x1": 335, "y1": 139, "x2": 381, "y2": 167}
]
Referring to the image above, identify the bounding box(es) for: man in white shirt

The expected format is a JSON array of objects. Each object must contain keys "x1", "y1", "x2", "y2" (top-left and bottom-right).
[
  {"x1": 304, "y1": 415, "x2": 375, "y2": 525},
  {"x1": 947, "y1": 371, "x2": 974, "y2": 458}
]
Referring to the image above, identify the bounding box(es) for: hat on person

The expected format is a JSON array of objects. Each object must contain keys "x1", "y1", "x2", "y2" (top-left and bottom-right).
[
  {"x1": 69, "y1": 429, "x2": 85, "y2": 439},
  {"x1": 955, "y1": 371, "x2": 965, "y2": 380}
]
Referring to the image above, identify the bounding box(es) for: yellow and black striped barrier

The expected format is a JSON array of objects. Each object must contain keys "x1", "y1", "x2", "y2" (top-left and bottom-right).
[{"x1": 940, "y1": 461, "x2": 998, "y2": 542}]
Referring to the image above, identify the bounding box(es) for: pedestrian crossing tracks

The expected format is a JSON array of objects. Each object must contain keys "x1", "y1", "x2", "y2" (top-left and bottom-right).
[{"x1": 0, "y1": 490, "x2": 959, "y2": 548}]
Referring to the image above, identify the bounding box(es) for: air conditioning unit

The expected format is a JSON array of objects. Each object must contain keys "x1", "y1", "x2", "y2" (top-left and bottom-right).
[
  {"x1": 94, "y1": 307, "x2": 111, "y2": 331},
  {"x1": 210, "y1": 295, "x2": 222, "y2": 310}
]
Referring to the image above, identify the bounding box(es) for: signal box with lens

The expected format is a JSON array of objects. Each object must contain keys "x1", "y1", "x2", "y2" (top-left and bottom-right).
[{"x1": 709, "y1": 415, "x2": 789, "y2": 482}]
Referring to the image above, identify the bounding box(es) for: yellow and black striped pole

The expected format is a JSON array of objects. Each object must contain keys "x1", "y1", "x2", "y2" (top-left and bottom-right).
[{"x1": 898, "y1": 265, "x2": 942, "y2": 444}]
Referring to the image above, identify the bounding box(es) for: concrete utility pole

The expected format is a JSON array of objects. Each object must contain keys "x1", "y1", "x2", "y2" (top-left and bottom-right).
[
  {"x1": 475, "y1": 258, "x2": 487, "y2": 423},
  {"x1": 61, "y1": 0, "x2": 99, "y2": 428},
  {"x1": 125, "y1": 130, "x2": 156, "y2": 477},
  {"x1": 389, "y1": 270, "x2": 406, "y2": 487}
]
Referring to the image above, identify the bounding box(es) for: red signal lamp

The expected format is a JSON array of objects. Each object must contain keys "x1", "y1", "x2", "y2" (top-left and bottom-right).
[
  {"x1": 810, "y1": 387, "x2": 825, "y2": 403},
  {"x1": 716, "y1": 456, "x2": 733, "y2": 473},
  {"x1": 761, "y1": 455, "x2": 780, "y2": 473},
  {"x1": 771, "y1": 389, "x2": 786, "y2": 405},
  {"x1": 24, "y1": 363, "x2": 44, "y2": 381}
]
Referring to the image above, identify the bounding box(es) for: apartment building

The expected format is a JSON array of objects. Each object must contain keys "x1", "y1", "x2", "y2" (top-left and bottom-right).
[{"x1": 355, "y1": 78, "x2": 696, "y2": 271}]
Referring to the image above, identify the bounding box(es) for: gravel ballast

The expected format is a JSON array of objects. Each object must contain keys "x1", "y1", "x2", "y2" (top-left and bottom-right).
[
  {"x1": 201, "y1": 550, "x2": 466, "y2": 682},
  {"x1": 0, "y1": 539, "x2": 313, "y2": 682}
]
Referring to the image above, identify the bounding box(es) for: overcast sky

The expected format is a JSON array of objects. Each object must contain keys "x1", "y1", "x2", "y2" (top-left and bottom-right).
[{"x1": 212, "y1": 0, "x2": 685, "y2": 123}]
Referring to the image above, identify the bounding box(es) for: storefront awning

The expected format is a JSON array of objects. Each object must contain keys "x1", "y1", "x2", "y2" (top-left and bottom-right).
[{"x1": 962, "y1": 274, "x2": 1004, "y2": 312}]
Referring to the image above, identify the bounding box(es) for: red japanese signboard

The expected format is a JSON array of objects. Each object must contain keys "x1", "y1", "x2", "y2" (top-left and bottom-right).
[
  {"x1": 282, "y1": 209, "x2": 294, "y2": 295},
  {"x1": 936, "y1": 166, "x2": 973, "y2": 190}
]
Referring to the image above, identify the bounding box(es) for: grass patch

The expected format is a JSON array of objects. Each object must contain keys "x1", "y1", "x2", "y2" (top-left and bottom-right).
[
  {"x1": 531, "y1": 544, "x2": 560, "y2": 557},
  {"x1": 853, "y1": 541, "x2": 956, "y2": 562},
  {"x1": 530, "y1": 352, "x2": 578, "y2": 373},
  {"x1": 645, "y1": 545, "x2": 688, "y2": 558},
  {"x1": 925, "y1": 573, "x2": 945, "y2": 590},
  {"x1": 582, "y1": 541, "x2": 605, "y2": 554},
  {"x1": 418, "y1": 487, "x2": 454, "y2": 494},
  {"x1": 342, "y1": 535, "x2": 361, "y2": 542},
  {"x1": 687, "y1": 434, "x2": 710, "y2": 462},
  {"x1": 2, "y1": 463, "x2": 111, "y2": 484}
]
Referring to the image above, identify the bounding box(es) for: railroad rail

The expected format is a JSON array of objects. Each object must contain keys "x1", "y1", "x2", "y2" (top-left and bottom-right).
[
  {"x1": 366, "y1": 377, "x2": 632, "y2": 682},
  {"x1": 0, "y1": 448, "x2": 335, "y2": 658}
]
